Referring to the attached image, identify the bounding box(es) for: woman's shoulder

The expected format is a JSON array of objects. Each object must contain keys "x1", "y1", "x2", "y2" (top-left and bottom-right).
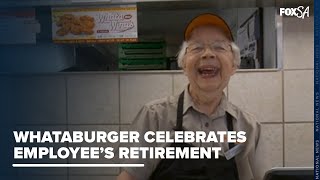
[{"x1": 144, "y1": 94, "x2": 180, "y2": 112}]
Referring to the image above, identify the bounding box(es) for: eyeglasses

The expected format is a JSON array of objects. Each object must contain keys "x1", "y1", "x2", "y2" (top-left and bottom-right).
[{"x1": 186, "y1": 41, "x2": 232, "y2": 54}]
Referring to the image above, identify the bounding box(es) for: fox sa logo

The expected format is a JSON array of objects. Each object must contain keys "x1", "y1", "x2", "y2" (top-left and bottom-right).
[{"x1": 279, "y1": 6, "x2": 310, "y2": 19}]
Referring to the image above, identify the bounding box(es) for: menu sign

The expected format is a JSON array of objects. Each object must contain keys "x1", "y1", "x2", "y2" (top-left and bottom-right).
[{"x1": 52, "y1": 5, "x2": 138, "y2": 43}]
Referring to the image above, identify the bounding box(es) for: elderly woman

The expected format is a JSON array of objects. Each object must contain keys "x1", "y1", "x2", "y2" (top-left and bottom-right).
[{"x1": 117, "y1": 13, "x2": 261, "y2": 180}]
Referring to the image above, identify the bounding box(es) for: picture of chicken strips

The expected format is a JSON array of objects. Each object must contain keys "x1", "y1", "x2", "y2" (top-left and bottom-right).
[
  {"x1": 81, "y1": 28, "x2": 94, "y2": 35},
  {"x1": 80, "y1": 15, "x2": 94, "y2": 22},
  {"x1": 55, "y1": 14, "x2": 95, "y2": 36},
  {"x1": 56, "y1": 27, "x2": 69, "y2": 36},
  {"x1": 80, "y1": 15, "x2": 95, "y2": 35}
]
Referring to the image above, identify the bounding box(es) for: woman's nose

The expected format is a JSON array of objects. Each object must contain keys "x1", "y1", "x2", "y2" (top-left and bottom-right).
[{"x1": 201, "y1": 47, "x2": 216, "y2": 59}]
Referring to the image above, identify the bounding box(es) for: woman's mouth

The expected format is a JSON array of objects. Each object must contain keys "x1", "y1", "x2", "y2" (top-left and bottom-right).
[{"x1": 197, "y1": 66, "x2": 220, "y2": 78}]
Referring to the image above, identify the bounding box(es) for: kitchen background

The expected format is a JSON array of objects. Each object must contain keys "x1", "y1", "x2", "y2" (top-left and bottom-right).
[{"x1": 0, "y1": 0, "x2": 314, "y2": 180}]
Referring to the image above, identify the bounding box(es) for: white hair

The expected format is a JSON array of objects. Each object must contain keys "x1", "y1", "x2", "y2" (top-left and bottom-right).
[{"x1": 177, "y1": 41, "x2": 241, "y2": 69}]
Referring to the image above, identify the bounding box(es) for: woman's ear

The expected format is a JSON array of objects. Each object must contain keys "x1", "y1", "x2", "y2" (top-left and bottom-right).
[
  {"x1": 231, "y1": 60, "x2": 237, "y2": 75},
  {"x1": 231, "y1": 66, "x2": 237, "y2": 75},
  {"x1": 182, "y1": 59, "x2": 189, "y2": 75},
  {"x1": 229, "y1": 42, "x2": 240, "y2": 75},
  {"x1": 182, "y1": 59, "x2": 187, "y2": 69}
]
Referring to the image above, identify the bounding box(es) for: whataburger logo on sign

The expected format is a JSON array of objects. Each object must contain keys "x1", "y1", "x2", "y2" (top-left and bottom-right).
[{"x1": 279, "y1": 6, "x2": 310, "y2": 19}]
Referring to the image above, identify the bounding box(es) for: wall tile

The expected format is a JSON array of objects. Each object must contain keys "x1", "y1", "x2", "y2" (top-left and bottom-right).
[
  {"x1": 255, "y1": 124, "x2": 283, "y2": 180},
  {"x1": 283, "y1": 16, "x2": 314, "y2": 69},
  {"x1": 0, "y1": 43, "x2": 74, "y2": 73},
  {"x1": 120, "y1": 74, "x2": 172, "y2": 124},
  {"x1": 173, "y1": 73, "x2": 188, "y2": 95},
  {"x1": 276, "y1": 0, "x2": 314, "y2": 6},
  {"x1": 117, "y1": 124, "x2": 138, "y2": 163},
  {"x1": 0, "y1": 76, "x2": 11, "y2": 127},
  {"x1": 284, "y1": 123, "x2": 313, "y2": 166},
  {"x1": 67, "y1": 75, "x2": 119, "y2": 124},
  {"x1": 69, "y1": 176, "x2": 117, "y2": 180},
  {"x1": 15, "y1": 156, "x2": 65, "y2": 175},
  {"x1": 120, "y1": 125, "x2": 131, "y2": 131},
  {"x1": 15, "y1": 125, "x2": 68, "y2": 176},
  {"x1": 11, "y1": 76, "x2": 66, "y2": 125},
  {"x1": 228, "y1": 72, "x2": 282, "y2": 122},
  {"x1": 68, "y1": 125, "x2": 120, "y2": 175},
  {"x1": 284, "y1": 70, "x2": 313, "y2": 122},
  {"x1": 0, "y1": 175, "x2": 18, "y2": 180},
  {"x1": 17, "y1": 176, "x2": 67, "y2": 180},
  {"x1": 0, "y1": 126, "x2": 16, "y2": 176}
]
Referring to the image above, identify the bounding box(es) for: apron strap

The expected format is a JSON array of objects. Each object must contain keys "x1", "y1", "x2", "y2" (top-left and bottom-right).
[
  {"x1": 226, "y1": 112, "x2": 239, "y2": 179},
  {"x1": 226, "y1": 112, "x2": 236, "y2": 149},
  {"x1": 174, "y1": 91, "x2": 184, "y2": 131},
  {"x1": 175, "y1": 90, "x2": 236, "y2": 149}
]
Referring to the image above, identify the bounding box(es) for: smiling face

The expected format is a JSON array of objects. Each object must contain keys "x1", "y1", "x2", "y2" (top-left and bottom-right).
[{"x1": 183, "y1": 25, "x2": 236, "y2": 94}]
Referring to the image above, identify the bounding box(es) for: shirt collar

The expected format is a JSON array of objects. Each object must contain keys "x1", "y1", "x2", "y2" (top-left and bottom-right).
[
  {"x1": 182, "y1": 85, "x2": 237, "y2": 120},
  {"x1": 183, "y1": 85, "x2": 195, "y2": 114}
]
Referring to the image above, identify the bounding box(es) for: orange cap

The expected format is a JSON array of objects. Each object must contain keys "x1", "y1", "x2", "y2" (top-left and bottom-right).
[{"x1": 184, "y1": 13, "x2": 234, "y2": 41}]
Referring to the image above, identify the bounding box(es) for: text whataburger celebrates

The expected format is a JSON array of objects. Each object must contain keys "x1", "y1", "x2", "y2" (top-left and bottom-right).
[{"x1": 13, "y1": 131, "x2": 246, "y2": 161}]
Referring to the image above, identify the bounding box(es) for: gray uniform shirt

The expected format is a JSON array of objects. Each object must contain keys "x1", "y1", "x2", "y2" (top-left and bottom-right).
[{"x1": 121, "y1": 86, "x2": 261, "y2": 180}]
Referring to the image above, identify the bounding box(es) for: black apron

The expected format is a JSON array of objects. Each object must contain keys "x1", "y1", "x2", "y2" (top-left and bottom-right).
[{"x1": 149, "y1": 91, "x2": 240, "y2": 180}]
